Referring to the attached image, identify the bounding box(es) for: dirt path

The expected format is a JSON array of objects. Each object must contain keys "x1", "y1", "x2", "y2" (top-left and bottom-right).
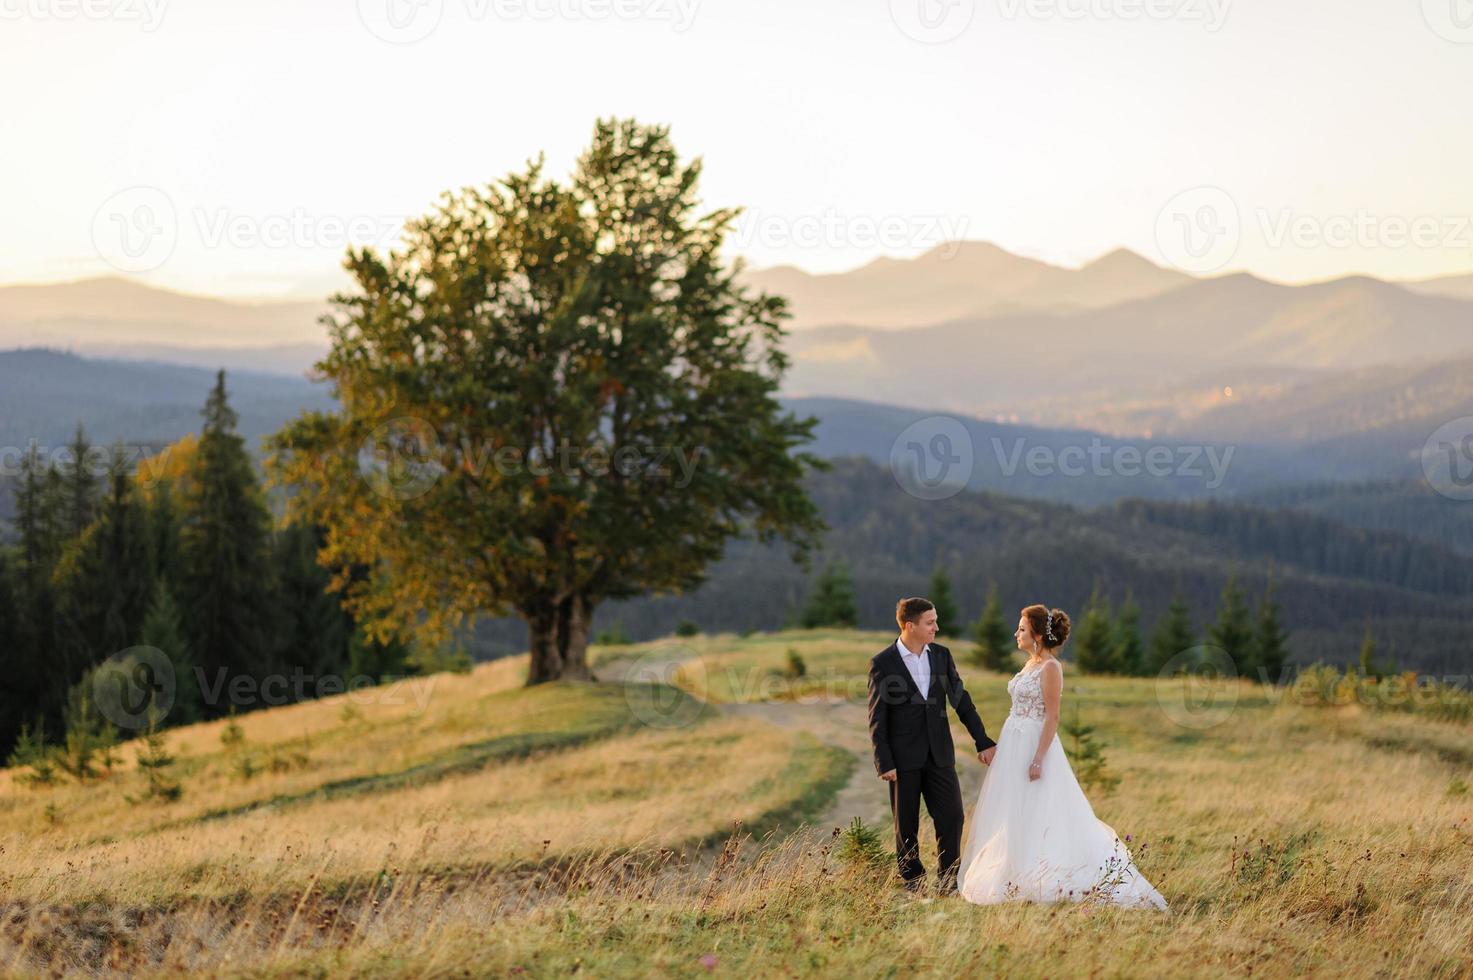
[{"x1": 596, "y1": 655, "x2": 988, "y2": 837}]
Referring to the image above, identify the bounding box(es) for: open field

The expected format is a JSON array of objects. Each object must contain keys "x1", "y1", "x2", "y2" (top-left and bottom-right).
[{"x1": 2, "y1": 630, "x2": 1471, "y2": 977}]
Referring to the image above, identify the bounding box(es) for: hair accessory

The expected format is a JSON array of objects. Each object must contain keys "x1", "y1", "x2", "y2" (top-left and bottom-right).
[{"x1": 1043, "y1": 610, "x2": 1056, "y2": 644}]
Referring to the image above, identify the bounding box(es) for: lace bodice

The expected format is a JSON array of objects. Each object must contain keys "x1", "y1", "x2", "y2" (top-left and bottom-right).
[{"x1": 1007, "y1": 661, "x2": 1052, "y2": 721}]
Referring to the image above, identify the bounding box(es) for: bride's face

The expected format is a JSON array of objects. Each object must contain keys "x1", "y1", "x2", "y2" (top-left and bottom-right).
[{"x1": 1014, "y1": 616, "x2": 1035, "y2": 651}]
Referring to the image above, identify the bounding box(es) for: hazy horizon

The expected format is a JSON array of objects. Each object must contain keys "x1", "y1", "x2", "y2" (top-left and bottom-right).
[{"x1": 5, "y1": 0, "x2": 1473, "y2": 299}]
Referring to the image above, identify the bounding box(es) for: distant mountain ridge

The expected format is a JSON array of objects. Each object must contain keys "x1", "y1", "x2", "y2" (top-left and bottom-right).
[{"x1": 739, "y1": 242, "x2": 1192, "y2": 330}]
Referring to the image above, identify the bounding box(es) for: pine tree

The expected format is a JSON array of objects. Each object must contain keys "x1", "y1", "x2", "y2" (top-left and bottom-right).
[
  {"x1": 127, "y1": 707, "x2": 182, "y2": 804},
  {"x1": 1358, "y1": 624, "x2": 1380, "y2": 681},
  {"x1": 970, "y1": 584, "x2": 1016, "y2": 672},
  {"x1": 1062, "y1": 702, "x2": 1119, "y2": 796},
  {"x1": 179, "y1": 371, "x2": 279, "y2": 701},
  {"x1": 0, "y1": 551, "x2": 20, "y2": 754},
  {"x1": 5, "y1": 720, "x2": 60, "y2": 787},
  {"x1": 1112, "y1": 594, "x2": 1146, "y2": 676},
  {"x1": 1250, "y1": 575, "x2": 1290, "y2": 684},
  {"x1": 1148, "y1": 587, "x2": 1196, "y2": 675},
  {"x1": 928, "y1": 565, "x2": 958, "y2": 635},
  {"x1": 12, "y1": 445, "x2": 64, "y2": 732},
  {"x1": 1073, "y1": 585, "x2": 1116, "y2": 673},
  {"x1": 1208, "y1": 571, "x2": 1254, "y2": 676},
  {"x1": 140, "y1": 583, "x2": 201, "y2": 724},
  {"x1": 147, "y1": 477, "x2": 183, "y2": 589},
  {"x1": 801, "y1": 561, "x2": 858, "y2": 629},
  {"x1": 273, "y1": 520, "x2": 352, "y2": 679},
  {"x1": 52, "y1": 451, "x2": 154, "y2": 681},
  {"x1": 56, "y1": 682, "x2": 117, "y2": 783},
  {"x1": 62, "y1": 424, "x2": 99, "y2": 540}
]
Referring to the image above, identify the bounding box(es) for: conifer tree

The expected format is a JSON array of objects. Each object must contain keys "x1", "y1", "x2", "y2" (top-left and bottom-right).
[
  {"x1": 1250, "y1": 574, "x2": 1290, "y2": 684},
  {"x1": 970, "y1": 583, "x2": 1016, "y2": 672},
  {"x1": 1148, "y1": 586, "x2": 1196, "y2": 675},
  {"x1": 1208, "y1": 570, "x2": 1254, "y2": 676},
  {"x1": 1073, "y1": 584, "x2": 1116, "y2": 673},
  {"x1": 179, "y1": 371, "x2": 279, "y2": 697},
  {"x1": 928, "y1": 565, "x2": 958, "y2": 635},
  {"x1": 1112, "y1": 593, "x2": 1146, "y2": 676},
  {"x1": 801, "y1": 561, "x2": 858, "y2": 629}
]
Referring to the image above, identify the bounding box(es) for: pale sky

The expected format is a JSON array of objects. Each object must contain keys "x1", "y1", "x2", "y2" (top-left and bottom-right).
[{"x1": 4, "y1": 0, "x2": 1473, "y2": 298}]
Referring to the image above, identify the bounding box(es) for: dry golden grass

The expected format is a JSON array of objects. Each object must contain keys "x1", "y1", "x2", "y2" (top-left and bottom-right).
[{"x1": 3, "y1": 631, "x2": 1471, "y2": 978}]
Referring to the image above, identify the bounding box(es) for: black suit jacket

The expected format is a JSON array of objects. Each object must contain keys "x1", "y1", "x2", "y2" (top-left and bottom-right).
[{"x1": 867, "y1": 640, "x2": 995, "y2": 775}]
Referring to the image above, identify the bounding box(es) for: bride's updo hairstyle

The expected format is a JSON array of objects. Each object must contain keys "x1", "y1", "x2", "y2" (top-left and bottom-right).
[{"x1": 1022, "y1": 604, "x2": 1071, "y2": 650}]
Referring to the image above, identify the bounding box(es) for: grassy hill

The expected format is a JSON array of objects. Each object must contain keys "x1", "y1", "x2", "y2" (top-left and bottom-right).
[{"x1": 2, "y1": 629, "x2": 1470, "y2": 976}]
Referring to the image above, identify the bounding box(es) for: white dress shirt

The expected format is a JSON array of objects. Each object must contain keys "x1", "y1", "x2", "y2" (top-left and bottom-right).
[{"x1": 896, "y1": 635, "x2": 931, "y2": 697}]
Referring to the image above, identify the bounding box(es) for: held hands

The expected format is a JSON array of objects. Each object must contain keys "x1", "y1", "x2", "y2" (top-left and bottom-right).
[
  {"x1": 880, "y1": 769, "x2": 898, "y2": 782},
  {"x1": 977, "y1": 746, "x2": 997, "y2": 766},
  {"x1": 1028, "y1": 758, "x2": 1043, "y2": 781}
]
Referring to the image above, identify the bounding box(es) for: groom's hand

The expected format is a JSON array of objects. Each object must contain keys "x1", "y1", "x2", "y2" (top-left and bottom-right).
[
  {"x1": 879, "y1": 769, "x2": 897, "y2": 782},
  {"x1": 978, "y1": 747, "x2": 997, "y2": 765}
]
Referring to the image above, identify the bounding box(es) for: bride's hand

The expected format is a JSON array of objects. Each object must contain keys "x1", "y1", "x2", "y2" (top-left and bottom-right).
[{"x1": 1028, "y1": 758, "x2": 1042, "y2": 781}]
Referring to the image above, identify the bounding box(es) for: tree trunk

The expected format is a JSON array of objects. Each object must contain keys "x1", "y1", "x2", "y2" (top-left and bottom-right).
[
  {"x1": 558, "y1": 593, "x2": 594, "y2": 681},
  {"x1": 526, "y1": 594, "x2": 595, "y2": 684}
]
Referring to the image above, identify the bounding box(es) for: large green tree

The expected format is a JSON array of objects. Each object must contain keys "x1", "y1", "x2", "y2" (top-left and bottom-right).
[{"x1": 267, "y1": 118, "x2": 825, "y2": 683}]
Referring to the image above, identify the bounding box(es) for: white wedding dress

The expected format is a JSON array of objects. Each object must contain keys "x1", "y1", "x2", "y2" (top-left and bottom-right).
[{"x1": 956, "y1": 659, "x2": 1168, "y2": 910}]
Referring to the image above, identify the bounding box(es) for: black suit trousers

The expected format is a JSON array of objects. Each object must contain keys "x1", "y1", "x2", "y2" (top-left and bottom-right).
[{"x1": 888, "y1": 745, "x2": 966, "y2": 889}]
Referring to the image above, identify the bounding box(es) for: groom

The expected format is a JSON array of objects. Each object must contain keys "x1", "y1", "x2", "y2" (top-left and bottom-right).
[{"x1": 868, "y1": 597, "x2": 997, "y2": 895}]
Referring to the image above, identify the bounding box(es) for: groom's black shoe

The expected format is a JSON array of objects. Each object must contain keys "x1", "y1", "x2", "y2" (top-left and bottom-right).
[{"x1": 901, "y1": 877, "x2": 925, "y2": 894}]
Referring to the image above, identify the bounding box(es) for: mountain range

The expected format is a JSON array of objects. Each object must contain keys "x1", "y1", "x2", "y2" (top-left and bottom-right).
[{"x1": 5, "y1": 244, "x2": 1472, "y2": 447}]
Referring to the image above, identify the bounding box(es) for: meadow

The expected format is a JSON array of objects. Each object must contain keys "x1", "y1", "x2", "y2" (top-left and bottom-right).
[{"x1": 1, "y1": 630, "x2": 1470, "y2": 977}]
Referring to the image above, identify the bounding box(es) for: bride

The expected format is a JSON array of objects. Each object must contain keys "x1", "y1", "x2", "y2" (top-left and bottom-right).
[{"x1": 956, "y1": 604, "x2": 1168, "y2": 910}]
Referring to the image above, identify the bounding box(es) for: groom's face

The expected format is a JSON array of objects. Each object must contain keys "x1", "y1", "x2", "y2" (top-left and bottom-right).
[{"x1": 908, "y1": 609, "x2": 938, "y2": 643}]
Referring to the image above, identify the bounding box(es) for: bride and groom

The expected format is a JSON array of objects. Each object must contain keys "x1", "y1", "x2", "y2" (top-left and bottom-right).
[{"x1": 866, "y1": 597, "x2": 1167, "y2": 909}]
